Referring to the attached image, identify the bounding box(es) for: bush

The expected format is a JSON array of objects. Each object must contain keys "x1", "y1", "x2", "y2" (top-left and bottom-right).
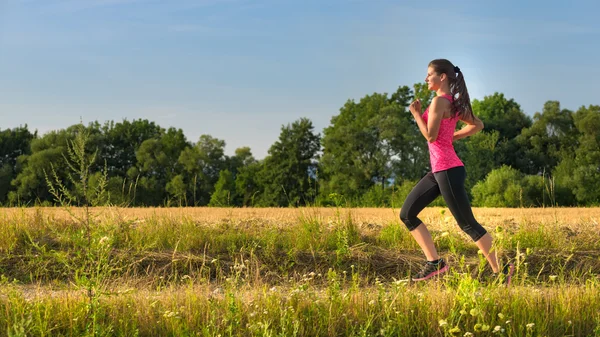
[
  {"x1": 472, "y1": 165, "x2": 574, "y2": 207},
  {"x1": 472, "y1": 166, "x2": 525, "y2": 207}
]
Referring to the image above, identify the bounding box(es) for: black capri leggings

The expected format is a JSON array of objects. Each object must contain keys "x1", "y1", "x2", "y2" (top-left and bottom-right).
[{"x1": 399, "y1": 166, "x2": 487, "y2": 242}]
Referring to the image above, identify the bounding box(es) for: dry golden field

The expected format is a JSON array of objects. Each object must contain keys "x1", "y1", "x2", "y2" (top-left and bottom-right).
[{"x1": 1, "y1": 206, "x2": 599, "y2": 336}]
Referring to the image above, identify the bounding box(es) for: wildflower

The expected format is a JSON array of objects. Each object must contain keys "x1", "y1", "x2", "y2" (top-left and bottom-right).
[
  {"x1": 163, "y1": 310, "x2": 178, "y2": 318},
  {"x1": 481, "y1": 324, "x2": 490, "y2": 332},
  {"x1": 460, "y1": 309, "x2": 467, "y2": 315},
  {"x1": 448, "y1": 326, "x2": 461, "y2": 334},
  {"x1": 493, "y1": 325, "x2": 501, "y2": 333},
  {"x1": 368, "y1": 300, "x2": 376, "y2": 306},
  {"x1": 526, "y1": 323, "x2": 535, "y2": 330},
  {"x1": 474, "y1": 323, "x2": 482, "y2": 332},
  {"x1": 464, "y1": 332, "x2": 473, "y2": 337},
  {"x1": 549, "y1": 275, "x2": 558, "y2": 281},
  {"x1": 498, "y1": 313, "x2": 505, "y2": 319},
  {"x1": 441, "y1": 232, "x2": 449, "y2": 237},
  {"x1": 470, "y1": 308, "x2": 479, "y2": 317},
  {"x1": 439, "y1": 319, "x2": 448, "y2": 328}
]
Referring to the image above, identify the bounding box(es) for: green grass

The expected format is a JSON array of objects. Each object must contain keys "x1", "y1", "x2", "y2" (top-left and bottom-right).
[
  {"x1": 1, "y1": 207, "x2": 600, "y2": 336},
  {"x1": 2, "y1": 278, "x2": 599, "y2": 336}
]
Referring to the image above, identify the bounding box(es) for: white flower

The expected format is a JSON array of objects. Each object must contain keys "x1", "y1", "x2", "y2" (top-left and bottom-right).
[
  {"x1": 493, "y1": 325, "x2": 501, "y2": 332},
  {"x1": 464, "y1": 332, "x2": 473, "y2": 337},
  {"x1": 526, "y1": 323, "x2": 535, "y2": 330}
]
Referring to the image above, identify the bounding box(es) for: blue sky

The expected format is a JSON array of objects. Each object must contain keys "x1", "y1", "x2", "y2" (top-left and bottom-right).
[{"x1": 1, "y1": 0, "x2": 599, "y2": 158}]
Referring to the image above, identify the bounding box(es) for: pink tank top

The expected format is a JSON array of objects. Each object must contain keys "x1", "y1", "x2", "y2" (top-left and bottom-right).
[{"x1": 422, "y1": 94, "x2": 464, "y2": 173}]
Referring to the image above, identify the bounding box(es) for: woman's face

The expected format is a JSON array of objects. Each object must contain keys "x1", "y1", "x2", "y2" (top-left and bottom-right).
[{"x1": 425, "y1": 66, "x2": 444, "y2": 91}]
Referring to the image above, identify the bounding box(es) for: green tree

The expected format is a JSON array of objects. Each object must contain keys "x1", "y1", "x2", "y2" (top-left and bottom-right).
[
  {"x1": 466, "y1": 93, "x2": 532, "y2": 175},
  {"x1": 0, "y1": 125, "x2": 36, "y2": 204},
  {"x1": 229, "y1": 147, "x2": 259, "y2": 206},
  {"x1": 209, "y1": 169, "x2": 235, "y2": 206},
  {"x1": 320, "y1": 86, "x2": 425, "y2": 204},
  {"x1": 235, "y1": 161, "x2": 261, "y2": 207},
  {"x1": 257, "y1": 118, "x2": 320, "y2": 207},
  {"x1": 516, "y1": 101, "x2": 577, "y2": 175},
  {"x1": 178, "y1": 135, "x2": 227, "y2": 206},
  {"x1": 553, "y1": 105, "x2": 600, "y2": 205},
  {"x1": 472, "y1": 93, "x2": 532, "y2": 140},
  {"x1": 455, "y1": 130, "x2": 501, "y2": 194},
  {"x1": 100, "y1": 119, "x2": 163, "y2": 177},
  {"x1": 10, "y1": 127, "x2": 76, "y2": 204},
  {"x1": 166, "y1": 174, "x2": 187, "y2": 206},
  {"x1": 130, "y1": 127, "x2": 189, "y2": 206},
  {"x1": 227, "y1": 146, "x2": 255, "y2": 176}
]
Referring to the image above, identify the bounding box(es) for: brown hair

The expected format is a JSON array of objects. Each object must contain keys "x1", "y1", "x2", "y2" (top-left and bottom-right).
[{"x1": 428, "y1": 59, "x2": 474, "y2": 120}]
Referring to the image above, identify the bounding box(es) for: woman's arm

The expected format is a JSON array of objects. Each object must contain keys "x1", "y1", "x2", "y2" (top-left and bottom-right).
[
  {"x1": 453, "y1": 113, "x2": 484, "y2": 141},
  {"x1": 410, "y1": 97, "x2": 448, "y2": 143}
]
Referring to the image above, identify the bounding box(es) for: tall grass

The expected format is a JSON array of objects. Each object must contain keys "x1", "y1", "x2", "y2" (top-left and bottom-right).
[
  {"x1": 1, "y1": 207, "x2": 600, "y2": 336},
  {"x1": 1, "y1": 276, "x2": 599, "y2": 336}
]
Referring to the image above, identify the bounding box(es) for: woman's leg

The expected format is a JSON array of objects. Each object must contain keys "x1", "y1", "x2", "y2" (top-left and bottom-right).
[
  {"x1": 435, "y1": 167, "x2": 500, "y2": 273},
  {"x1": 410, "y1": 224, "x2": 440, "y2": 261},
  {"x1": 400, "y1": 172, "x2": 442, "y2": 261},
  {"x1": 474, "y1": 233, "x2": 499, "y2": 273}
]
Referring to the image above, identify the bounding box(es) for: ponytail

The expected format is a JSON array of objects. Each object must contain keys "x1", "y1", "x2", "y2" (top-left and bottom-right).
[{"x1": 451, "y1": 69, "x2": 474, "y2": 120}]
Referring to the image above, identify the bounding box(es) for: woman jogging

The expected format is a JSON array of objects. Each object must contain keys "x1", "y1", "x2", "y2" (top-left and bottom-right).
[{"x1": 399, "y1": 59, "x2": 514, "y2": 284}]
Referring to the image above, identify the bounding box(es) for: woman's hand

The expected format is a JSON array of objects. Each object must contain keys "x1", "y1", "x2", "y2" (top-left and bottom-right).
[{"x1": 409, "y1": 99, "x2": 422, "y2": 115}]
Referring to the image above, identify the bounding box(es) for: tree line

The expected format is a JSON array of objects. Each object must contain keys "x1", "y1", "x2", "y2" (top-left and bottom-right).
[{"x1": 1, "y1": 84, "x2": 598, "y2": 207}]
